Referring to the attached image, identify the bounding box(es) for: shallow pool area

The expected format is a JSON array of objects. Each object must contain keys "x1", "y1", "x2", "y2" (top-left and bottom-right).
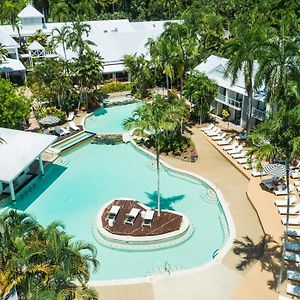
[
  {"x1": 4, "y1": 141, "x2": 229, "y2": 281},
  {"x1": 85, "y1": 102, "x2": 139, "y2": 133}
]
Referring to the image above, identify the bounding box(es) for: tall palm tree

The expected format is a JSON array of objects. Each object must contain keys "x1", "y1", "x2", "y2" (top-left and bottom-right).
[
  {"x1": 11, "y1": 17, "x2": 22, "y2": 48},
  {"x1": 224, "y1": 22, "x2": 266, "y2": 132},
  {"x1": 123, "y1": 95, "x2": 178, "y2": 215},
  {"x1": 52, "y1": 25, "x2": 71, "y2": 60},
  {"x1": 247, "y1": 85, "x2": 300, "y2": 292}
]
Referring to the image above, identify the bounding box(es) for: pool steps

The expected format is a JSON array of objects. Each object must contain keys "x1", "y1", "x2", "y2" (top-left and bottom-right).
[{"x1": 49, "y1": 131, "x2": 95, "y2": 153}]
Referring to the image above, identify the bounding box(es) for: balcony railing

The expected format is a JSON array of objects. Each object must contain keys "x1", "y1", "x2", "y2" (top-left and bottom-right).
[
  {"x1": 216, "y1": 93, "x2": 242, "y2": 110},
  {"x1": 251, "y1": 107, "x2": 265, "y2": 121}
]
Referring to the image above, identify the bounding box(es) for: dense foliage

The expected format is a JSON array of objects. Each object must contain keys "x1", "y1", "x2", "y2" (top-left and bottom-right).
[
  {"x1": 0, "y1": 209, "x2": 99, "y2": 299},
  {"x1": 0, "y1": 79, "x2": 31, "y2": 129}
]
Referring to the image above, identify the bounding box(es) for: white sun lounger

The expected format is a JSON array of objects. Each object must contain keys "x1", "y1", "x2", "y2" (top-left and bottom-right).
[
  {"x1": 237, "y1": 158, "x2": 248, "y2": 164},
  {"x1": 278, "y1": 204, "x2": 300, "y2": 215},
  {"x1": 67, "y1": 111, "x2": 74, "y2": 121},
  {"x1": 287, "y1": 270, "x2": 300, "y2": 281},
  {"x1": 207, "y1": 128, "x2": 221, "y2": 137},
  {"x1": 222, "y1": 141, "x2": 239, "y2": 150},
  {"x1": 251, "y1": 169, "x2": 267, "y2": 177},
  {"x1": 204, "y1": 126, "x2": 218, "y2": 134},
  {"x1": 274, "y1": 185, "x2": 294, "y2": 196},
  {"x1": 142, "y1": 210, "x2": 155, "y2": 227},
  {"x1": 55, "y1": 126, "x2": 68, "y2": 136},
  {"x1": 212, "y1": 132, "x2": 226, "y2": 141},
  {"x1": 69, "y1": 121, "x2": 80, "y2": 131},
  {"x1": 274, "y1": 195, "x2": 297, "y2": 206},
  {"x1": 107, "y1": 205, "x2": 120, "y2": 226},
  {"x1": 217, "y1": 137, "x2": 232, "y2": 146},
  {"x1": 291, "y1": 170, "x2": 300, "y2": 179},
  {"x1": 227, "y1": 146, "x2": 243, "y2": 155},
  {"x1": 201, "y1": 124, "x2": 215, "y2": 132},
  {"x1": 287, "y1": 283, "x2": 300, "y2": 297},
  {"x1": 285, "y1": 251, "x2": 300, "y2": 262},
  {"x1": 282, "y1": 216, "x2": 300, "y2": 225},
  {"x1": 285, "y1": 242, "x2": 300, "y2": 252},
  {"x1": 124, "y1": 208, "x2": 140, "y2": 225},
  {"x1": 232, "y1": 151, "x2": 248, "y2": 159}
]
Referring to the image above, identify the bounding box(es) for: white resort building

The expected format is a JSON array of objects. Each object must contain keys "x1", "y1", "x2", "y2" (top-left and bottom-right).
[
  {"x1": 0, "y1": 3, "x2": 168, "y2": 82},
  {"x1": 195, "y1": 55, "x2": 269, "y2": 129}
]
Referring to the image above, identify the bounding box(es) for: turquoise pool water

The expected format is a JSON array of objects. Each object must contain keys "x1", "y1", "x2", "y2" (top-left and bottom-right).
[
  {"x1": 85, "y1": 102, "x2": 139, "y2": 133},
  {"x1": 5, "y1": 142, "x2": 228, "y2": 281}
]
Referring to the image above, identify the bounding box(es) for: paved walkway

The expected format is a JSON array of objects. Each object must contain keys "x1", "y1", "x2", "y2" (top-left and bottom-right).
[{"x1": 92, "y1": 127, "x2": 269, "y2": 299}]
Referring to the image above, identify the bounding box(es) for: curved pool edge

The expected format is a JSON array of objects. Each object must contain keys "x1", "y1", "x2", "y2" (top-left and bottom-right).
[{"x1": 88, "y1": 137, "x2": 236, "y2": 287}]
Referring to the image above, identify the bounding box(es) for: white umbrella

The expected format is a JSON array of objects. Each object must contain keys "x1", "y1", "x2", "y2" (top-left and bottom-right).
[
  {"x1": 263, "y1": 163, "x2": 287, "y2": 177},
  {"x1": 39, "y1": 115, "x2": 61, "y2": 126}
]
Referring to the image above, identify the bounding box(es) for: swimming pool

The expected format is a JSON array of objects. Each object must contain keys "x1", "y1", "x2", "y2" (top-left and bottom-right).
[
  {"x1": 85, "y1": 102, "x2": 139, "y2": 133},
  {"x1": 5, "y1": 141, "x2": 230, "y2": 281}
]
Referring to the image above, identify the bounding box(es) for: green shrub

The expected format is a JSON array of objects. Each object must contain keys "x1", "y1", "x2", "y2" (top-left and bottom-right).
[
  {"x1": 100, "y1": 80, "x2": 132, "y2": 94},
  {"x1": 36, "y1": 106, "x2": 66, "y2": 122},
  {"x1": 222, "y1": 108, "x2": 231, "y2": 121}
]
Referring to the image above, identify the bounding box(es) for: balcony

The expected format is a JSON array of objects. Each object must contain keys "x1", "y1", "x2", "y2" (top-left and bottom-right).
[
  {"x1": 216, "y1": 93, "x2": 242, "y2": 110},
  {"x1": 251, "y1": 107, "x2": 265, "y2": 121}
]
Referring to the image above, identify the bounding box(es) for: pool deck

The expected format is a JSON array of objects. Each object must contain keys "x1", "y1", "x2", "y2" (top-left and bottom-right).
[{"x1": 92, "y1": 126, "x2": 286, "y2": 300}]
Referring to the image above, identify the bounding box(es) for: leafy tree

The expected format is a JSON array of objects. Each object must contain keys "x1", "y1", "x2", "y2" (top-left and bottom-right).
[
  {"x1": 50, "y1": 0, "x2": 70, "y2": 22},
  {"x1": 183, "y1": 72, "x2": 217, "y2": 124},
  {"x1": 27, "y1": 29, "x2": 48, "y2": 47},
  {"x1": 0, "y1": 209, "x2": 99, "y2": 299},
  {"x1": 0, "y1": 79, "x2": 31, "y2": 129}
]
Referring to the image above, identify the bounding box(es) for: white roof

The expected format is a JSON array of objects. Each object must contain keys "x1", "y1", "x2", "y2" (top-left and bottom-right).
[
  {"x1": 195, "y1": 55, "x2": 247, "y2": 96},
  {"x1": 103, "y1": 63, "x2": 124, "y2": 73},
  {"x1": 28, "y1": 40, "x2": 44, "y2": 50},
  {"x1": 0, "y1": 58, "x2": 26, "y2": 73},
  {"x1": 0, "y1": 30, "x2": 19, "y2": 48},
  {"x1": 18, "y1": 4, "x2": 44, "y2": 18},
  {"x1": 0, "y1": 128, "x2": 57, "y2": 182}
]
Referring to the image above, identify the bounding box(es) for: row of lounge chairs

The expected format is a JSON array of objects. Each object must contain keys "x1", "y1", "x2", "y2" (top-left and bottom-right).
[
  {"x1": 55, "y1": 121, "x2": 80, "y2": 136},
  {"x1": 107, "y1": 205, "x2": 155, "y2": 227}
]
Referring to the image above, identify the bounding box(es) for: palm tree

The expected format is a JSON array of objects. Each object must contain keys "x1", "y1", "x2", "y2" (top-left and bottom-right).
[
  {"x1": 0, "y1": 43, "x2": 8, "y2": 64},
  {"x1": 247, "y1": 85, "x2": 300, "y2": 292},
  {"x1": 123, "y1": 95, "x2": 178, "y2": 215},
  {"x1": 52, "y1": 26, "x2": 71, "y2": 60},
  {"x1": 224, "y1": 22, "x2": 266, "y2": 132},
  {"x1": 11, "y1": 17, "x2": 22, "y2": 48}
]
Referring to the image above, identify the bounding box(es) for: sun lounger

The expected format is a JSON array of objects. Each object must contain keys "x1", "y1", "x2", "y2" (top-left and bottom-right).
[
  {"x1": 142, "y1": 210, "x2": 155, "y2": 227},
  {"x1": 285, "y1": 251, "x2": 300, "y2": 262},
  {"x1": 285, "y1": 242, "x2": 300, "y2": 252},
  {"x1": 67, "y1": 111, "x2": 74, "y2": 121},
  {"x1": 204, "y1": 126, "x2": 218, "y2": 134},
  {"x1": 124, "y1": 208, "x2": 140, "y2": 225},
  {"x1": 274, "y1": 195, "x2": 297, "y2": 206},
  {"x1": 237, "y1": 158, "x2": 248, "y2": 164},
  {"x1": 287, "y1": 283, "x2": 300, "y2": 297},
  {"x1": 291, "y1": 170, "x2": 300, "y2": 179},
  {"x1": 232, "y1": 151, "x2": 248, "y2": 159},
  {"x1": 107, "y1": 205, "x2": 120, "y2": 226},
  {"x1": 222, "y1": 141, "x2": 239, "y2": 150},
  {"x1": 287, "y1": 270, "x2": 300, "y2": 281},
  {"x1": 278, "y1": 296, "x2": 291, "y2": 300},
  {"x1": 217, "y1": 137, "x2": 232, "y2": 146},
  {"x1": 227, "y1": 146, "x2": 243, "y2": 155},
  {"x1": 201, "y1": 124, "x2": 215, "y2": 132},
  {"x1": 251, "y1": 169, "x2": 267, "y2": 177},
  {"x1": 278, "y1": 204, "x2": 300, "y2": 215},
  {"x1": 69, "y1": 121, "x2": 80, "y2": 131},
  {"x1": 282, "y1": 216, "x2": 300, "y2": 225},
  {"x1": 55, "y1": 126, "x2": 66, "y2": 136},
  {"x1": 206, "y1": 128, "x2": 221, "y2": 137},
  {"x1": 287, "y1": 228, "x2": 300, "y2": 237},
  {"x1": 212, "y1": 132, "x2": 226, "y2": 141},
  {"x1": 274, "y1": 184, "x2": 294, "y2": 196}
]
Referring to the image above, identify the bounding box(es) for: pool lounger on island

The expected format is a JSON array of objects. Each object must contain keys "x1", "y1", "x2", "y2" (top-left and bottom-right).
[
  {"x1": 284, "y1": 251, "x2": 300, "y2": 262},
  {"x1": 282, "y1": 216, "x2": 300, "y2": 225},
  {"x1": 278, "y1": 204, "x2": 300, "y2": 215},
  {"x1": 124, "y1": 208, "x2": 140, "y2": 225},
  {"x1": 107, "y1": 205, "x2": 120, "y2": 226},
  {"x1": 287, "y1": 270, "x2": 300, "y2": 281},
  {"x1": 142, "y1": 210, "x2": 155, "y2": 227},
  {"x1": 287, "y1": 283, "x2": 300, "y2": 297},
  {"x1": 69, "y1": 121, "x2": 80, "y2": 131},
  {"x1": 274, "y1": 195, "x2": 297, "y2": 206}
]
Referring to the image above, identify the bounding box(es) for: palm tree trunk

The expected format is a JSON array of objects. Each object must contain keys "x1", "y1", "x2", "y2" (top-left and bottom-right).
[
  {"x1": 166, "y1": 75, "x2": 169, "y2": 91},
  {"x1": 276, "y1": 157, "x2": 290, "y2": 292},
  {"x1": 156, "y1": 144, "x2": 161, "y2": 216},
  {"x1": 247, "y1": 94, "x2": 253, "y2": 133}
]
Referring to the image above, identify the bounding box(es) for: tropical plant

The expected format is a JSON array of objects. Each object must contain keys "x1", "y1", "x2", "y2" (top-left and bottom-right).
[
  {"x1": 11, "y1": 17, "x2": 22, "y2": 48},
  {"x1": 0, "y1": 43, "x2": 8, "y2": 63},
  {"x1": 0, "y1": 78, "x2": 31, "y2": 129},
  {"x1": 27, "y1": 29, "x2": 48, "y2": 47},
  {"x1": 246, "y1": 84, "x2": 300, "y2": 292},
  {"x1": 51, "y1": 25, "x2": 71, "y2": 60},
  {"x1": 183, "y1": 72, "x2": 218, "y2": 124},
  {"x1": 0, "y1": 209, "x2": 99, "y2": 299}
]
